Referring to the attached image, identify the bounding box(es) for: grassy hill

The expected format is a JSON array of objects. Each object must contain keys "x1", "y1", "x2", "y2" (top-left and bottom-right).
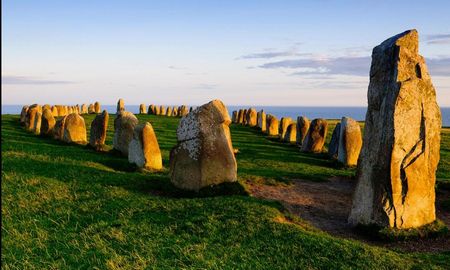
[{"x1": 2, "y1": 113, "x2": 449, "y2": 269}]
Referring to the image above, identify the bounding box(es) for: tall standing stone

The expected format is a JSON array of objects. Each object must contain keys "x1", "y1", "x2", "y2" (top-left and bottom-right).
[
  {"x1": 232, "y1": 111, "x2": 238, "y2": 123},
  {"x1": 172, "y1": 106, "x2": 178, "y2": 117},
  {"x1": 139, "y1": 104, "x2": 147, "y2": 114},
  {"x1": 242, "y1": 109, "x2": 248, "y2": 125},
  {"x1": 349, "y1": 30, "x2": 441, "y2": 229},
  {"x1": 81, "y1": 104, "x2": 88, "y2": 114},
  {"x1": 33, "y1": 111, "x2": 42, "y2": 135},
  {"x1": 20, "y1": 105, "x2": 29, "y2": 125},
  {"x1": 337, "y1": 117, "x2": 362, "y2": 166},
  {"x1": 266, "y1": 115, "x2": 279, "y2": 136},
  {"x1": 113, "y1": 111, "x2": 139, "y2": 156},
  {"x1": 296, "y1": 116, "x2": 310, "y2": 145},
  {"x1": 300, "y1": 118, "x2": 328, "y2": 153},
  {"x1": 246, "y1": 108, "x2": 257, "y2": 127},
  {"x1": 166, "y1": 106, "x2": 173, "y2": 117},
  {"x1": 94, "y1": 101, "x2": 101, "y2": 113},
  {"x1": 88, "y1": 104, "x2": 95, "y2": 114},
  {"x1": 89, "y1": 110, "x2": 109, "y2": 151},
  {"x1": 169, "y1": 100, "x2": 237, "y2": 191},
  {"x1": 257, "y1": 110, "x2": 266, "y2": 132},
  {"x1": 40, "y1": 108, "x2": 56, "y2": 136},
  {"x1": 284, "y1": 123, "x2": 297, "y2": 144},
  {"x1": 25, "y1": 104, "x2": 41, "y2": 131},
  {"x1": 63, "y1": 113, "x2": 87, "y2": 144},
  {"x1": 279, "y1": 117, "x2": 293, "y2": 139},
  {"x1": 237, "y1": 109, "x2": 244, "y2": 124},
  {"x1": 53, "y1": 117, "x2": 66, "y2": 140},
  {"x1": 117, "y1": 99, "x2": 125, "y2": 113},
  {"x1": 328, "y1": 123, "x2": 341, "y2": 159},
  {"x1": 51, "y1": 106, "x2": 59, "y2": 117},
  {"x1": 128, "y1": 122, "x2": 163, "y2": 171}
]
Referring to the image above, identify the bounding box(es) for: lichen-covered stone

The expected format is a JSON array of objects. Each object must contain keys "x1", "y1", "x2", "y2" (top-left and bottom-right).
[
  {"x1": 128, "y1": 122, "x2": 162, "y2": 170},
  {"x1": 349, "y1": 30, "x2": 441, "y2": 229},
  {"x1": 40, "y1": 108, "x2": 56, "y2": 136},
  {"x1": 170, "y1": 99, "x2": 237, "y2": 191},
  {"x1": 301, "y1": 118, "x2": 328, "y2": 153},
  {"x1": 337, "y1": 117, "x2": 362, "y2": 166},
  {"x1": 63, "y1": 113, "x2": 87, "y2": 144},
  {"x1": 113, "y1": 111, "x2": 139, "y2": 156},
  {"x1": 296, "y1": 116, "x2": 310, "y2": 145},
  {"x1": 89, "y1": 110, "x2": 109, "y2": 150}
]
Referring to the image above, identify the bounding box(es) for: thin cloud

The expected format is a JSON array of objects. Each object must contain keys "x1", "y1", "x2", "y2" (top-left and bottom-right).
[
  {"x1": 2, "y1": 75, "x2": 75, "y2": 85},
  {"x1": 238, "y1": 51, "x2": 309, "y2": 59},
  {"x1": 194, "y1": 84, "x2": 218, "y2": 90},
  {"x1": 425, "y1": 34, "x2": 450, "y2": 45},
  {"x1": 168, "y1": 65, "x2": 187, "y2": 70}
]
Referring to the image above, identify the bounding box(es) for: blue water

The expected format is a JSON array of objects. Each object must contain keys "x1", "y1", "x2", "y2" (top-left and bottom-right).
[{"x1": 2, "y1": 105, "x2": 450, "y2": 127}]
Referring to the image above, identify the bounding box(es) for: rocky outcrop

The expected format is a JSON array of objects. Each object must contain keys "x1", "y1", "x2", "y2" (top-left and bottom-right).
[
  {"x1": 89, "y1": 110, "x2": 109, "y2": 150},
  {"x1": 349, "y1": 30, "x2": 441, "y2": 229},
  {"x1": 128, "y1": 122, "x2": 163, "y2": 171},
  {"x1": 169, "y1": 100, "x2": 237, "y2": 191},
  {"x1": 113, "y1": 111, "x2": 139, "y2": 156},
  {"x1": 300, "y1": 118, "x2": 328, "y2": 153}
]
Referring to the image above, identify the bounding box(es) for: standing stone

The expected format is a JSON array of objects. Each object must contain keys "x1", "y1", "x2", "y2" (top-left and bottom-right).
[
  {"x1": 128, "y1": 122, "x2": 163, "y2": 171},
  {"x1": 117, "y1": 99, "x2": 125, "y2": 113},
  {"x1": 179, "y1": 105, "x2": 189, "y2": 117},
  {"x1": 296, "y1": 116, "x2": 310, "y2": 145},
  {"x1": 337, "y1": 117, "x2": 362, "y2": 166},
  {"x1": 242, "y1": 109, "x2": 248, "y2": 125},
  {"x1": 301, "y1": 118, "x2": 328, "y2": 153},
  {"x1": 53, "y1": 117, "x2": 66, "y2": 140},
  {"x1": 40, "y1": 108, "x2": 56, "y2": 136},
  {"x1": 113, "y1": 111, "x2": 139, "y2": 156},
  {"x1": 20, "y1": 105, "x2": 29, "y2": 125},
  {"x1": 89, "y1": 110, "x2": 109, "y2": 151},
  {"x1": 160, "y1": 105, "x2": 167, "y2": 115},
  {"x1": 349, "y1": 30, "x2": 441, "y2": 229},
  {"x1": 257, "y1": 110, "x2": 266, "y2": 132},
  {"x1": 147, "y1": 105, "x2": 153, "y2": 115},
  {"x1": 232, "y1": 111, "x2": 238, "y2": 123},
  {"x1": 169, "y1": 99, "x2": 237, "y2": 191},
  {"x1": 51, "y1": 106, "x2": 59, "y2": 117},
  {"x1": 172, "y1": 106, "x2": 178, "y2": 117},
  {"x1": 81, "y1": 104, "x2": 88, "y2": 114},
  {"x1": 42, "y1": 104, "x2": 51, "y2": 111},
  {"x1": 246, "y1": 108, "x2": 257, "y2": 127},
  {"x1": 33, "y1": 111, "x2": 42, "y2": 135},
  {"x1": 94, "y1": 102, "x2": 101, "y2": 113},
  {"x1": 237, "y1": 109, "x2": 244, "y2": 124},
  {"x1": 166, "y1": 106, "x2": 173, "y2": 117},
  {"x1": 279, "y1": 117, "x2": 293, "y2": 139},
  {"x1": 266, "y1": 115, "x2": 279, "y2": 136},
  {"x1": 284, "y1": 123, "x2": 297, "y2": 144},
  {"x1": 63, "y1": 113, "x2": 87, "y2": 144},
  {"x1": 88, "y1": 104, "x2": 95, "y2": 114},
  {"x1": 139, "y1": 104, "x2": 147, "y2": 114},
  {"x1": 328, "y1": 123, "x2": 341, "y2": 159},
  {"x1": 25, "y1": 104, "x2": 41, "y2": 131},
  {"x1": 154, "y1": 106, "x2": 160, "y2": 115}
]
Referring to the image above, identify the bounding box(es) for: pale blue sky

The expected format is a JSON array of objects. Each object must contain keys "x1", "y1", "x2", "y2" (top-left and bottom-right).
[{"x1": 2, "y1": 0, "x2": 450, "y2": 106}]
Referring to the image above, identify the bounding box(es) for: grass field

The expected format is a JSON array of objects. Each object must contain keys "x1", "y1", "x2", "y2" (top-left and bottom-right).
[{"x1": 2, "y1": 113, "x2": 449, "y2": 269}]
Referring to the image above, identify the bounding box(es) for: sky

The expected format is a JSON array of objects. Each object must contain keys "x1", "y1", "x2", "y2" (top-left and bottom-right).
[{"x1": 2, "y1": 0, "x2": 450, "y2": 107}]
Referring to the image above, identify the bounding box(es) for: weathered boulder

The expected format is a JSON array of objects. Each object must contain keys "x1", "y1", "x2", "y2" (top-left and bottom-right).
[
  {"x1": 25, "y1": 104, "x2": 41, "y2": 131},
  {"x1": 349, "y1": 30, "x2": 441, "y2": 229},
  {"x1": 20, "y1": 105, "x2": 29, "y2": 125},
  {"x1": 301, "y1": 118, "x2": 328, "y2": 153},
  {"x1": 337, "y1": 117, "x2": 362, "y2": 166},
  {"x1": 169, "y1": 99, "x2": 237, "y2": 191},
  {"x1": 94, "y1": 102, "x2": 101, "y2": 113},
  {"x1": 139, "y1": 104, "x2": 147, "y2": 114},
  {"x1": 246, "y1": 108, "x2": 257, "y2": 127},
  {"x1": 284, "y1": 123, "x2": 297, "y2": 143},
  {"x1": 63, "y1": 113, "x2": 87, "y2": 144},
  {"x1": 328, "y1": 123, "x2": 341, "y2": 159},
  {"x1": 266, "y1": 115, "x2": 279, "y2": 136},
  {"x1": 40, "y1": 108, "x2": 56, "y2": 136},
  {"x1": 296, "y1": 116, "x2": 310, "y2": 145},
  {"x1": 113, "y1": 111, "x2": 139, "y2": 156},
  {"x1": 89, "y1": 110, "x2": 109, "y2": 150},
  {"x1": 128, "y1": 122, "x2": 163, "y2": 170},
  {"x1": 279, "y1": 117, "x2": 293, "y2": 139},
  {"x1": 257, "y1": 110, "x2": 266, "y2": 132},
  {"x1": 117, "y1": 99, "x2": 125, "y2": 113}
]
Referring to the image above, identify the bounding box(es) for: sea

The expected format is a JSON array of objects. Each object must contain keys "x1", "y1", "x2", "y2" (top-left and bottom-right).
[{"x1": 2, "y1": 105, "x2": 450, "y2": 127}]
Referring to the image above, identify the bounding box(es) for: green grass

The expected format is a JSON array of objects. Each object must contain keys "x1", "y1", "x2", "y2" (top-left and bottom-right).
[{"x1": 2, "y1": 114, "x2": 449, "y2": 269}]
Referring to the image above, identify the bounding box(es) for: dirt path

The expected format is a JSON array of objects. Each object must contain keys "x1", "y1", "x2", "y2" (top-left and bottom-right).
[{"x1": 246, "y1": 177, "x2": 450, "y2": 252}]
